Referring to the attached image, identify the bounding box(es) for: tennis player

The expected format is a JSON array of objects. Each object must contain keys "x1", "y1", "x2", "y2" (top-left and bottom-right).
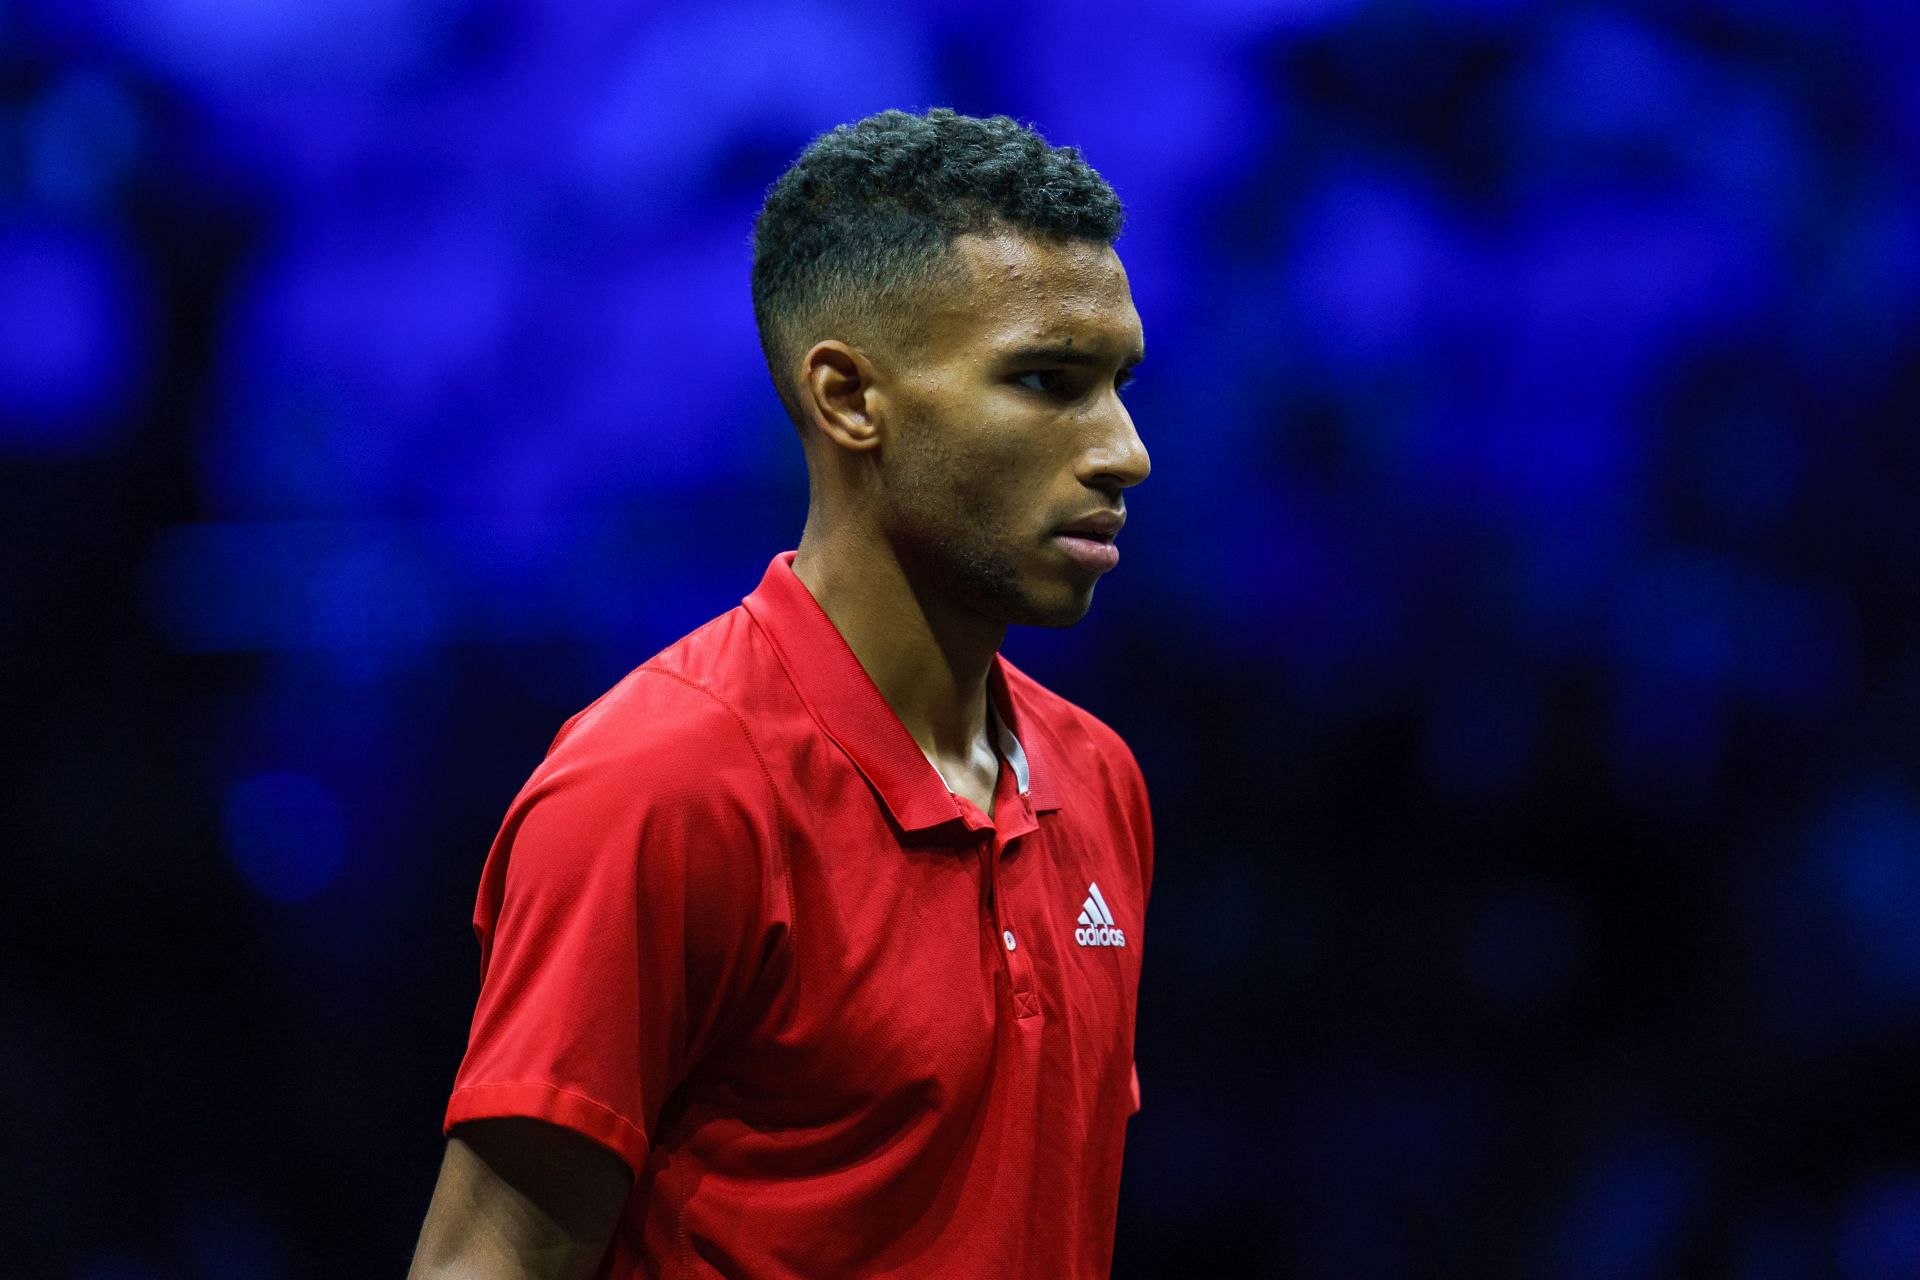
[{"x1": 408, "y1": 107, "x2": 1153, "y2": 1279}]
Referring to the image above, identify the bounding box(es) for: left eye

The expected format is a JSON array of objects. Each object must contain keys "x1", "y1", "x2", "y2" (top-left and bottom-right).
[{"x1": 1013, "y1": 369, "x2": 1133, "y2": 398}]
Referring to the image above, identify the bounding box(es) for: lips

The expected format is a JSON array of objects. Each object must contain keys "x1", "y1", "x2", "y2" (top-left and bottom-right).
[
  {"x1": 1054, "y1": 510, "x2": 1126, "y2": 541},
  {"x1": 1051, "y1": 509, "x2": 1126, "y2": 575},
  {"x1": 1054, "y1": 531, "x2": 1121, "y2": 573}
]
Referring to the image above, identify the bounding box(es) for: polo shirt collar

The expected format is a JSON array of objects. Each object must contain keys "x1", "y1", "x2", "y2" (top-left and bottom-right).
[{"x1": 742, "y1": 551, "x2": 1062, "y2": 834}]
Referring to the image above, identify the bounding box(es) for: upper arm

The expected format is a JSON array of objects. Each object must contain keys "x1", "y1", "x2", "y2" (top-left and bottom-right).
[
  {"x1": 408, "y1": 1118, "x2": 633, "y2": 1280},
  {"x1": 437, "y1": 677, "x2": 787, "y2": 1232}
]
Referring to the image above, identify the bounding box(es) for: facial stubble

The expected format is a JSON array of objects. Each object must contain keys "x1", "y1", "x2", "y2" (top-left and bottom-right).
[{"x1": 879, "y1": 409, "x2": 1095, "y2": 630}]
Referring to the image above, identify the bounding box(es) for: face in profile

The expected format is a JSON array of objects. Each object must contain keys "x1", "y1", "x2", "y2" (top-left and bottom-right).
[{"x1": 875, "y1": 230, "x2": 1150, "y2": 629}]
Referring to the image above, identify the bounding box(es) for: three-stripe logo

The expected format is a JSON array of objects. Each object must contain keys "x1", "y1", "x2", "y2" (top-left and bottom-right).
[{"x1": 1075, "y1": 881, "x2": 1126, "y2": 948}]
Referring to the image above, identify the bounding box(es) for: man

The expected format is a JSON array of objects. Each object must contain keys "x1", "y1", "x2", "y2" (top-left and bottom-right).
[{"x1": 408, "y1": 107, "x2": 1153, "y2": 1279}]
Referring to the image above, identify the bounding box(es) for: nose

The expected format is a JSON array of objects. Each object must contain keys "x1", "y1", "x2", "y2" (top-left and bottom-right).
[{"x1": 1080, "y1": 393, "x2": 1151, "y2": 492}]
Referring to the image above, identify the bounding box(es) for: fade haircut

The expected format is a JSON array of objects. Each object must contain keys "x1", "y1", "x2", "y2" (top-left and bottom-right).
[{"x1": 751, "y1": 107, "x2": 1125, "y2": 429}]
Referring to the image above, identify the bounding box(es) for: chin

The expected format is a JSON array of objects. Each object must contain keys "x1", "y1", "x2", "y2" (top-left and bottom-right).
[{"x1": 1006, "y1": 581, "x2": 1098, "y2": 629}]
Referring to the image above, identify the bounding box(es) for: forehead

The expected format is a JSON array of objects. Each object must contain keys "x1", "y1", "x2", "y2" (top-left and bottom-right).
[{"x1": 921, "y1": 231, "x2": 1143, "y2": 360}]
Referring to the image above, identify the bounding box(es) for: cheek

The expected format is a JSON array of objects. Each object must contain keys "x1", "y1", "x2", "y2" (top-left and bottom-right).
[
  {"x1": 893, "y1": 399, "x2": 1058, "y2": 529},
  {"x1": 958, "y1": 407, "x2": 1055, "y2": 489},
  {"x1": 949, "y1": 445, "x2": 1047, "y2": 532}
]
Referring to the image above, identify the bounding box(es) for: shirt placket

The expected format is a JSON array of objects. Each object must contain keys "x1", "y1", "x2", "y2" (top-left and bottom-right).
[
  {"x1": 980, "y1": 760, "x2": 1043, "y2": 1018},
  {"x1": 980, "y1": 834, "x2": 1039, "y2": 1021}
]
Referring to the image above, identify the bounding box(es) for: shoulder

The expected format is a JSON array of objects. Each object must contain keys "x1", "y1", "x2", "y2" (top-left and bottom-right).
[
  {"x1": 480, "y1": 616, "x2": 788, "y2": 945},
  {"x1": 550, "y1": 608, "x2": 773, "y2": 770},
  {"x1": 525, "y1": 608, "x2": 784, "y2": 834}
]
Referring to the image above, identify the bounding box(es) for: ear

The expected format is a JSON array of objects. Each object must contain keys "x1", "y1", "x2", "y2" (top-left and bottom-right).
[{"x1": 797, "y1": 340, "x2": 885, "y2": 454}]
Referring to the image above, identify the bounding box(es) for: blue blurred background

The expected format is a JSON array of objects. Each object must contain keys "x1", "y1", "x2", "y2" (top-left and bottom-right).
[{"x1": 6, "y1": 0, "x2": 1920, "y2": 1275}]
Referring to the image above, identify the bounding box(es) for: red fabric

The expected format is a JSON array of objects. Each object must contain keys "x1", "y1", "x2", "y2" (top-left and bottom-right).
[{"x1": 446, "y1": 551, "x2": 1153, "y2": 1278}]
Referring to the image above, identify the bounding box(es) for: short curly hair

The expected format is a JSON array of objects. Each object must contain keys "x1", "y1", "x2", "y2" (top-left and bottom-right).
[{"x1": 751, "y1": 107, "x2": 1125, "y2": 427}]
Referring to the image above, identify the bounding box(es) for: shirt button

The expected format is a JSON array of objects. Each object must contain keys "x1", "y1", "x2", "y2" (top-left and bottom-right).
[{"x1": 1003, "y1": 929, "x2": 1017, "y2": 952}]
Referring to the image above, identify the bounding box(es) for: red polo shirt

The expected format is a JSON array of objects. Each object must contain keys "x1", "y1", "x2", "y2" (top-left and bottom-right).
[{"x1": 445, "y1": 550, "x2": 1153, "y2": 1278}]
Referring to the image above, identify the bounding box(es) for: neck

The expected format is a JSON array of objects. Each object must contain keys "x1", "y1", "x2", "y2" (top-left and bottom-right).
[{"x1": 790, "y1": 523, "x2": 1006, "y2": 765}]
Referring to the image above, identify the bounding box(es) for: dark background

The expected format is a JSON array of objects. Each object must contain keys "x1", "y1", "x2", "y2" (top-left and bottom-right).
[{"x1": 6, "y1": 0, "x2": 1920, "y2": 1276}]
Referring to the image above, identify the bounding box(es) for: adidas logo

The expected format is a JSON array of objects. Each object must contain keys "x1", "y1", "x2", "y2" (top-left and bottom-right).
[{"x1": 1075, "y1": 881, "x2": 1126, "y2": 947}]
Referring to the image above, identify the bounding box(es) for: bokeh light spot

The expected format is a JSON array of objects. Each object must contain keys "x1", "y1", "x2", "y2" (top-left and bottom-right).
[
  {"x1": 221, "y1": 770, "x2": 347, "y2": 903},
  {"x1": 1812, "y1": 781, "x2": 1920, "y2": 1002},
  {"x1": 0, "y1": 220, "x2": 141, "y2": 448},
  {"x1": 76, "y1": 0, "x2": 447, "y2": 92},
  {"x1": 24, "y1": 72, "x2": 145, "y2": 209},
  {"x1": 1836, "y1": 1173, "x2": 1920, "y2": 1280},
  {"x1": 1543, "y1": 1133, "x2": 1705, "y2": 1280}
]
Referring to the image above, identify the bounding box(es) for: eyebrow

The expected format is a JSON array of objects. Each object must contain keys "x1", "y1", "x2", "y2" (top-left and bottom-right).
[{"x1": 1000, "y1": 343, "x2": 1145, "y2": 371}]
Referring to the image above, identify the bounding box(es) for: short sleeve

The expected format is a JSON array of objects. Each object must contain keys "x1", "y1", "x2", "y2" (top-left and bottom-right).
[{"x1": 443, "y1": 673, "x2": 787, "y2": 1175}]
